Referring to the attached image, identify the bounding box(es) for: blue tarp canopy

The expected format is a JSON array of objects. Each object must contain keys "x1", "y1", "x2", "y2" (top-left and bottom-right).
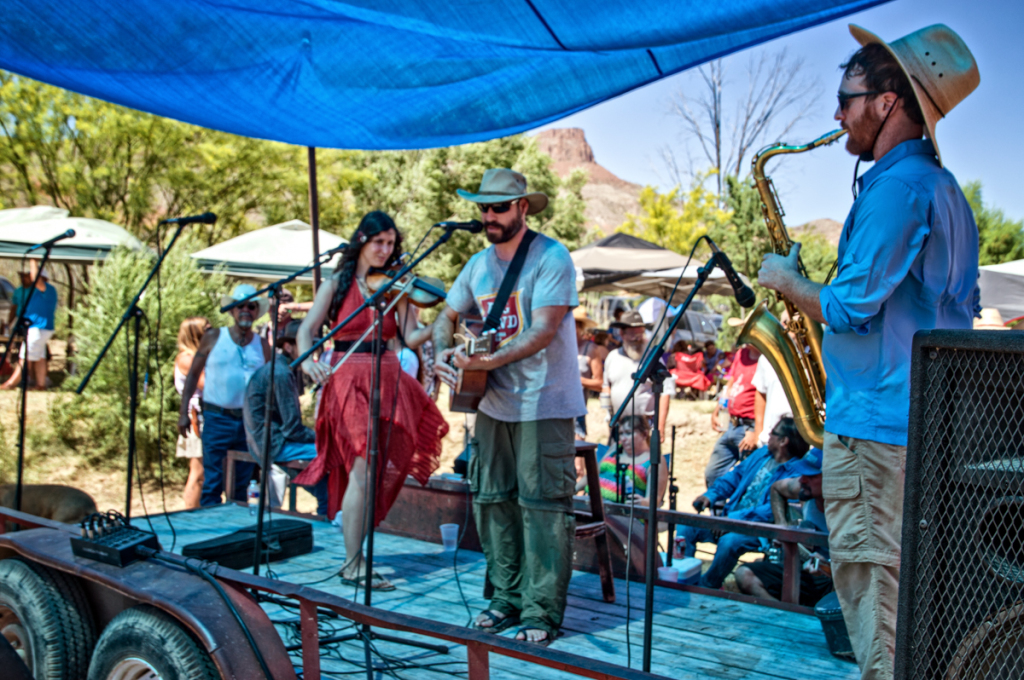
[{"x1": 1, "y1": 0, "x2": 886, "y2": 150}]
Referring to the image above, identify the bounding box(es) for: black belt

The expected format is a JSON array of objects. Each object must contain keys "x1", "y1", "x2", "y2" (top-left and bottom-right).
[
  {"x1": 730, "y1": 415, "x2": 755, "y2": 428},
  {"x1": 201, "y1": 401, "x2": 243, "y2": 420},
  {"x1": 333, "y1": 340, "x2": 380, "y2": 354}
]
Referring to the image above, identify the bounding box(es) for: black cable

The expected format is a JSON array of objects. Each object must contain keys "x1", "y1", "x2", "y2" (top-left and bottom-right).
[
  {"x1": 152, "y1": 225, "x2": 177, "y2": 551},
  {"x1": 128, "y1": 319, "x2": 157, "y2": 537},
  {"x1": 138, "y1": 548, "x2": 274, "y2": 680},
  {"x1": 453, "y1": 479, "x2": 473, "y2": 627}
]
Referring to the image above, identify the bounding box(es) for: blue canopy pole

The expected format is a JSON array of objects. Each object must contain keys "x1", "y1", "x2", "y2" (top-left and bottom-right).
[{"x1": 308, "y1": 146, "x2": 322, "y2": 294}]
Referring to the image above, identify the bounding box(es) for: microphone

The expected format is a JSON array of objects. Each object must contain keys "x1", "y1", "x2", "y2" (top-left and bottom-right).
[
  {"x1": 706, "y1": 237, "x2": 756, "y2": 308},
  {"x1": 434, "y1": 220, "x2": 484, "y2": 234},
  {"x1": 161, "y1": 212, "x2": 217, "y2": 225},
  {"x1": 26, "y1": 229, "x2": 76, "y2": 253}
]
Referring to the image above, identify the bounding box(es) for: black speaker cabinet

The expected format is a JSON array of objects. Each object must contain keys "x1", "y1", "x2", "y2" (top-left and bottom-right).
[{"x1": 896, "y1": 330, "x2": 1024, "y2": 680}]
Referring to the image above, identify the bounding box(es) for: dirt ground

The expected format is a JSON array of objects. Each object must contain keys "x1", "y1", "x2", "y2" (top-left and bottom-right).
[{"x1": 0, "y1": 383, "x2": 724, "y2": 520}]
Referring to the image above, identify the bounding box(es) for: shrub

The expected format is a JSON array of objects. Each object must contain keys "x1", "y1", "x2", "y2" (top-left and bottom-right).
[{"x1": 51, "y1": 240, "x2": 226, "y2": 475}]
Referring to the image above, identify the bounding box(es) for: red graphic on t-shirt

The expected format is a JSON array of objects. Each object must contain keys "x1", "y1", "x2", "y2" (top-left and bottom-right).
[{"x1": 477, "y1": 291, "x2": 524, "y2": 347}]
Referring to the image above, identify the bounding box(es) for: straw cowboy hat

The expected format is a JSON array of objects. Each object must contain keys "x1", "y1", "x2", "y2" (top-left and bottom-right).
[
  {"x1": 974, "y1": 308, "x2": 1009, "y2": 331},
  {"x1": 220, "y1": 283, "x2": 269, "y2": 319},
  {"x1": 457, "y1": 168, "x2": 549, "y2": 215},
  {"x1": 573, "y1": 306, "x2": 598, "y2": 330},
  {"x1": 849, "y1": 23, "x2": 980, "y2": 166}
]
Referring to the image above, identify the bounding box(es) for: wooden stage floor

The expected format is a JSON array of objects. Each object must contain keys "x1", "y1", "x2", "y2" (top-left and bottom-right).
[{"x1": 144, "y1": 504, "x2": 858, "y2": 680}]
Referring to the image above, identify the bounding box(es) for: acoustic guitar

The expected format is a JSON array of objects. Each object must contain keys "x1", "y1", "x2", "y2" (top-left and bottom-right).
[{"x1": 448, "y1": 320, "x2": 498, "y2": 413}]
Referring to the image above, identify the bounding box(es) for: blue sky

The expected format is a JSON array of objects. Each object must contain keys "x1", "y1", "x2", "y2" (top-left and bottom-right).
[{"x1": 535, "y1": 0, "x2": 1022, "y2": 227}]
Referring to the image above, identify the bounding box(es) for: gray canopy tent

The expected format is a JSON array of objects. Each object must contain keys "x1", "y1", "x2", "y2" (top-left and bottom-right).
[{"x1": 979, "y1": 259, "x2": 1024, "y2": 323}]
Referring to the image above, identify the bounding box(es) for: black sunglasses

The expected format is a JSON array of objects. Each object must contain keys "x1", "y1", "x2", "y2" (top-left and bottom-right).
[
  {"x1": 837, "y1": 90, "x2": 881, "y2": 111},
  {"x1": 237, "y1": 301, "x2": 260, "y2": 312},
  {"x1": 477, "y1": 201, "x2": 516, "y2": 214}
]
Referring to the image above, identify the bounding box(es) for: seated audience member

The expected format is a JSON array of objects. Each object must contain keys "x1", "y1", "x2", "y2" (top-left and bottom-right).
[
  {"x1": 703, "y1": 340, "x2": 728, "y2": 382},
  {"x1": 681, "y1": 417, "x2": 815, "y2": 589},
  {"x1": 243, "y1": 320, "x2": 328, "y2": 516},
  {"x1": 735, "y1": 449, "x2": 833, "y2": 605},
  {"x1": 669, "y1": 341, "x2": 711, "y2": 396},
  {"x1": 583, "y1": 415, "x2": 667, "y2": 507}
]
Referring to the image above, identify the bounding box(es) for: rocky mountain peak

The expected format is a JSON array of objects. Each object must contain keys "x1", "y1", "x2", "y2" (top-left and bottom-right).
[{"x1": 535, "y1": 128, "x2": 595, "y2": 165}]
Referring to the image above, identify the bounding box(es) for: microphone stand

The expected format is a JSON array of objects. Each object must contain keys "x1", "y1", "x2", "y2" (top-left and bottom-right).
[
  {"x1": 666, "y1": 424, "x2": 678, "y2": 567},
  {"x1": 289, "y1": 229, "x2": 456, "y2": 673},
  {"x1": 77, "y1": 220, "x2": 191, "y2": 521},
  {"x1": 608, "y1": 252, "x2": 725, "y2": 673},
  {"x1": 2, "y1": 245, "x2": 59, "y2": 526},
  {"x1": 290, "y1": 225, "x2": 456, "y2": 369},
  {"x1": 216, "y1": 244, "x2": 345, "y2": 577}
]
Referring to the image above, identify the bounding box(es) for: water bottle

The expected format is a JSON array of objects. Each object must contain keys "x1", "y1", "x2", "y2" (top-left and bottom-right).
[
  {"x1": 624, "y1": 475, "x2": 634, "y2": 497},
  {"x1": 247, "y1": 479, "x2": 260, "y2": 516}
]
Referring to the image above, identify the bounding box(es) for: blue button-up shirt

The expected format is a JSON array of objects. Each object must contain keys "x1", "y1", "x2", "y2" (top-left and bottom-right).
[
  {"x1": 819, "y1": 139, "x2": 979, "y2": 447},
  {"x1": 703, "y1": 446, "x2": 819, "y2": 523}
]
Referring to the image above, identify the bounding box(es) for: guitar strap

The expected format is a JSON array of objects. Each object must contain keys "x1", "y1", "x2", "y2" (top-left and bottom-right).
[{"x1": 483, "y1": 229, "x2": 537, "y2": 333}]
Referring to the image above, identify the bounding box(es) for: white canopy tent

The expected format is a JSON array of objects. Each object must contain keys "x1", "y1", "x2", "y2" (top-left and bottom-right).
[
  {"x1": 191, "y1": 219, "x2": 346, "y2": 282},
  {"x1": 580, "y1": 264, "x2": 748, "y2": 301},
  {"x1": 0, "y1": 209, "x2": 145, "y2": 262},
  {"x1": 979, "y1": 259, "x2": 1024, "y2": 323}
]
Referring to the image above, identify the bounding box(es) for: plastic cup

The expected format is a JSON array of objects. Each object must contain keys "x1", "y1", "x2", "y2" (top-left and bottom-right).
[
  {"x1": 440, "y1": 523, "x2": 460, "y2": 551},
  {"x1": 657, "y1": 566, "x2": 679, "y2": 583}
]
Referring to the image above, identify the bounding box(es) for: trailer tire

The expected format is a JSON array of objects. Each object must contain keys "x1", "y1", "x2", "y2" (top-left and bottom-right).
[
  {"x1": 0, "y1": 557, "x2": 96, "y2": 679},
  {"x1": 87, "y1": 605, "x2": 219, "y2": 680}
]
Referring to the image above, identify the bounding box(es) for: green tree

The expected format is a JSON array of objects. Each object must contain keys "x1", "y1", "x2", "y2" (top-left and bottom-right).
[
  {"x1": 0, "y1": 71, "x2": 311, "y2": 246},
  {"x1": 336, "y1": 135, "x2": 587, "y2": 286},
  {"x1": 50, "y1": 242, "x2": 226, "y2": 471},
  {"x1": 618, "y1": 173, "x2": 729, "y2": 255},
  {"x1": 963, "y1": 181, "x2": 1024, "y2": 265}
]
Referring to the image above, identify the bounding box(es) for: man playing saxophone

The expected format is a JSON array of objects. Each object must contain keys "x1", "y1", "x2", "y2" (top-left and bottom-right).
[{"x1": 757, "y1": 25, "x2": 980, "y2": 680}]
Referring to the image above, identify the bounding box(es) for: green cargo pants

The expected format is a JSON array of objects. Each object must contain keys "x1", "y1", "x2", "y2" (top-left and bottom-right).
[{"x1": 468, "y1": 412, "x2": 577, "y2": 636}]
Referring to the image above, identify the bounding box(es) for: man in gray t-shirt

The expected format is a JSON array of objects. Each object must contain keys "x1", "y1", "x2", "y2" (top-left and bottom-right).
[{"x1": 435, "y1": 168, "x2": 585, "y2": 645}]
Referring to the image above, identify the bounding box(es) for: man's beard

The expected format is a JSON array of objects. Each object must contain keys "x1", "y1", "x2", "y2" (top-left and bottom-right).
[
  {"x1": 623, "y1": 340, "x2": 645, "y2": 361},
  {"x1": 236, "y1": 316, "x2": 253, "y2": 330},
  {"x1": 484, "y1": 217, "x2": 524, "y2": 244},
  {"x1": 798, "y1": 485, "x2": 813, "y2": 502},
  {"x1": 847, "y1": 106, "x2": 884, "y2": 161}
]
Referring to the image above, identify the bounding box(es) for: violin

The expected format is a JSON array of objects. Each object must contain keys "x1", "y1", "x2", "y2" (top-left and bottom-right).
[{"x1": 364, "y1": 267, "x2": 447, "y2": 308}]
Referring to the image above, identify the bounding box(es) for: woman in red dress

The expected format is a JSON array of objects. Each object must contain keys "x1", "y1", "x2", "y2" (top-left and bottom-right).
[{"x1": 296, "y1": 211, "x2": 449, "y2": 590}]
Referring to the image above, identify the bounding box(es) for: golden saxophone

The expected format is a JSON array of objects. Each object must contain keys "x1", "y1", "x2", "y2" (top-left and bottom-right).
[{"x1": 737, "y1": 129, "x2": 846, "y2": 449}]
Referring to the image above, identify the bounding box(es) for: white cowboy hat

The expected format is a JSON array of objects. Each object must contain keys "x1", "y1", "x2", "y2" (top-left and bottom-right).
[
  {"x1": 849, "y1": 24, "x2": 980, "y2": 166},
  {"x1": 220, "y1": 283, "x2": 269, "y2": 319}
]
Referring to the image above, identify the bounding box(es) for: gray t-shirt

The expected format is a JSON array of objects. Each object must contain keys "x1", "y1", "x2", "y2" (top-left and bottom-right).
[
  {"x1": 446, "y1": 232, "x2": 587, "y2": 422},
  {"x1": 604, "y1": 347, "x2": 676, "y2": 417}
]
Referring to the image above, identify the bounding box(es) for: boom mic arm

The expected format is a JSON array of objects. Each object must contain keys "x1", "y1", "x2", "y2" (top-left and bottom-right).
[
  {"x1": 161, "y1": 212, "x2": 217, "y2": 225},
  {"x1": 26, "y1": 229, "x2": 76, "y2": 253}
]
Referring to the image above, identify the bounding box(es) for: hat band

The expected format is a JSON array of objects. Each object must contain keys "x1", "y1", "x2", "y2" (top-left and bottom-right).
[{"x1": 911, "y1": 75, "x2": 946, "y2": 119}]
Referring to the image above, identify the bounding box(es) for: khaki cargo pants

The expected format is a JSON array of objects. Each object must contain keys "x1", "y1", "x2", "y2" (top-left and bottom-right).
[
  {"x1": 469, "y1": 412, "x2": 577, "y2": 636},
  {"x1": 823, "y1": 433, "x2": 906, "y2": 680}
]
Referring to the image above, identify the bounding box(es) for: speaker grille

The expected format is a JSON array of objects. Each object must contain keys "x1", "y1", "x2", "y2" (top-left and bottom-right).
[{"x1": 897, "y1": 330, "x2": 1024, "y2": 680}]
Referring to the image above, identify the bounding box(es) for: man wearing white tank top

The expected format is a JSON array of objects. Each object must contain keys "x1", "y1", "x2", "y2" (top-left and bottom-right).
[{"x1": 179, "y1": 284, "x2": 271, "y2": 506}]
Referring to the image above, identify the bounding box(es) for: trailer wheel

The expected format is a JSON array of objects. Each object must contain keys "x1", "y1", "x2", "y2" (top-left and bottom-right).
[
  {"x1": 0, "y1": 557, "x2": 96, "y2": 679},
  {"x1": 87, "y1": 605, "x2": 218, "y2": 680}
]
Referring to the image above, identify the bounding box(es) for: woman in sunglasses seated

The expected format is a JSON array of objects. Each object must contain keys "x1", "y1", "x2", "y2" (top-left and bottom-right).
[{"x1": 295, "y1": 211, "x2": 449, "y2": 591}]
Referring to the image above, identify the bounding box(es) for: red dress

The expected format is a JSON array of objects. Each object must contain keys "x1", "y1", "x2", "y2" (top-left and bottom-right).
[{"x1": 294, "y1": 282, "x2": 449, "y2": 523}]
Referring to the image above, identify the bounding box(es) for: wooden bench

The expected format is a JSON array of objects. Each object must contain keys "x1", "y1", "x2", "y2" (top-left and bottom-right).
[{"x1": 224, "y1": 449, "x2": 312, "y2": 512}]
